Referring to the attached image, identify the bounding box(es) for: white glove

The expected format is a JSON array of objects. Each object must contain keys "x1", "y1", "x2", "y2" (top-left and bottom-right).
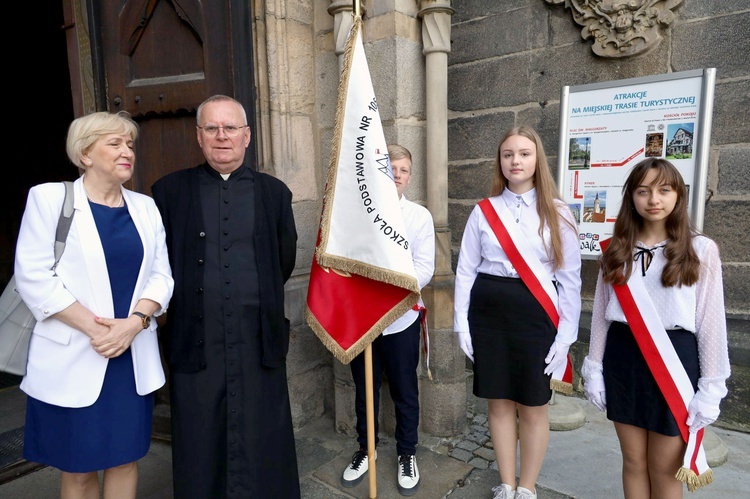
[
  {"x1": 584, "y1": 377, "x2": 607, "y2": 412},
  {"x1": 544, "y1": 341, "x2": 569, "y2": 376},
  {"x1": 457, "y1": 332, "x2": 474, "y2": 362},
  {"x1": 581, "y1": 356, "x2": 607, "y2": 412},
  {"x1": 686, "y1": 390, "x2": 721, "y2": 433}
]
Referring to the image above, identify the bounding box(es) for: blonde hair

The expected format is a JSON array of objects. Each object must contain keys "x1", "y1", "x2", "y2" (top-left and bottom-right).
[
  {"x1": 66, "y1": 111, "x2": 138, "y2": 168},
  {"x1": 491, "y1": 126, "x2": 573, "y2": 268},
  {"x1": 387, "y1": 144, "x2": 412, "y2": 163}
]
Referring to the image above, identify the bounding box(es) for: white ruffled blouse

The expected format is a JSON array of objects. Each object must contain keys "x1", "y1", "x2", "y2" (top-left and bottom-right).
[{"x1": 588, "y1": 235, "x2": 731, "y2": 399}]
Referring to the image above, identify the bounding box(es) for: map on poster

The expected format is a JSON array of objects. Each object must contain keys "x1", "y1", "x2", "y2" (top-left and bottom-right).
[{"x1": 557, "y1": 69, "x2": 714, "y2": 258}]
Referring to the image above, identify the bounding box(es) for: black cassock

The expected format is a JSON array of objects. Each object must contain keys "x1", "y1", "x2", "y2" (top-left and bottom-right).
[{"x1": 169, "y1": 167, "x2": 300, "y2": 498}]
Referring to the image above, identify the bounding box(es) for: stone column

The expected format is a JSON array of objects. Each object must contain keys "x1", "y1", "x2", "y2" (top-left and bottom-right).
[
  {"x1": 328, "y1": 1, "x2": 358, "y2": 69},
  {"x1": 417, "y1": 0, "x2": 464, "y2": 437}
]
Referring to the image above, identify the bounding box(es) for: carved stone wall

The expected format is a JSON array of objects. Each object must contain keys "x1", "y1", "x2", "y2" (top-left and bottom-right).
[{"x1": 545, "y1": 0, "x2": 684, "y2": 57}]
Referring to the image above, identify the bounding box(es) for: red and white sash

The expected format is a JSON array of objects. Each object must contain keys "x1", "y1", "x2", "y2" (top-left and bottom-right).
[
  {"x1": 478, "y1": 199, "x2": 573, "y2": 394},
  {"x1": 412, "y1": 303, "x2": 432, "y2": 380},
  {"x1": 601, "y1": 240, "x2": 712, "y2": 490}
]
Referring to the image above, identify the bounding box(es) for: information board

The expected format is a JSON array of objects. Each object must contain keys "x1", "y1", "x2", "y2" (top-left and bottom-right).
[{"x1": 556, "y1": 69, "x2": 716, "y2": 259}]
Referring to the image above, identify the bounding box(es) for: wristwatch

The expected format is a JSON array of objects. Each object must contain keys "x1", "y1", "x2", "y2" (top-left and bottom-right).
[{"x1": 131, "y1": 311, "x2": 151, "y2": 330}]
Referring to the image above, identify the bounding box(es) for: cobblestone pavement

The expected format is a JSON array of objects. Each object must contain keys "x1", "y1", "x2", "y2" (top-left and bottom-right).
[
  {"x1": 445, "y1": 413, "x2": 498, "y2": 470},
  {"x1": 415, "y1": 406, "x2": 516, "y2": 487},
  {"x1": 418, "y1": 376, "x2": 500, "y2": 471}
]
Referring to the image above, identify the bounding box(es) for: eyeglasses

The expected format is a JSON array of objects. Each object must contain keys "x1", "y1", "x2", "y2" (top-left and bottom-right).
[{"x1": 196, "y1": 125, "x2": 249, "y2": 137}]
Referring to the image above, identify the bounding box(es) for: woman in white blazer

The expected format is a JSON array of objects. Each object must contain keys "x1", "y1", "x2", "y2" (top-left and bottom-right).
[{"x1": 14, "y1": 111, "x2": 173, "y2": 499}]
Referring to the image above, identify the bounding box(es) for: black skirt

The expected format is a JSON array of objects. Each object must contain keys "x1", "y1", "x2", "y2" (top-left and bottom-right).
[
  {"x1": 603, "y1": 321, "x2": 699, "y2": 436},
  {"x1": 469, "y1": 273, "x2": 556, "y2": 406}
]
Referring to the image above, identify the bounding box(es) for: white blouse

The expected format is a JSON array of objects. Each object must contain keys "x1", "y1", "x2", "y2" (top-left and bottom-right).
[
  {"x1": 588, "y1": 235, "x2": 731, "y2": 397},
  {"x1": 384, "y1": 195, "x2": 435, "y2": 335},
  {"x1": 454, "y1": 188, "x2": 582, "y2": 345}
]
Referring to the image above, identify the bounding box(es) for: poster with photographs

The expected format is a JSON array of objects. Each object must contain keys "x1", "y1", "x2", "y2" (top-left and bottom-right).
[{"x1": 556, "y1": 69, "x2": 715, "y2": 258}]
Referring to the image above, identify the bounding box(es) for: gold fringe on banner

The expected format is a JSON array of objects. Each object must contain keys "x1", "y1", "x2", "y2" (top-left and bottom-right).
[
  {"x1": 317, "y1": 251, "x2": 420, "y2": 294},
  {"x1": 305, "y1": 290, "x2": 419, "y2": 365},
  {"x1": 317, "y1": 17, "x2": 361, "y2": 263}
]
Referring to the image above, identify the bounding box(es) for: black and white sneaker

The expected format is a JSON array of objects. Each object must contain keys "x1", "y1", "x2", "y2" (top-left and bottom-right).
[
  {"x1": 397, "y1": 454, "x2": 420, "y2": 496},
  {"x1": 341, "y1": 449, "x2": 376, "y2": 487}
]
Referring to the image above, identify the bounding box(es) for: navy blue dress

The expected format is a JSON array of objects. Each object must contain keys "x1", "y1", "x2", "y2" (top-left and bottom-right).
[{"x1": 24, "y1": 201, "x2": 154, "y2": 473}]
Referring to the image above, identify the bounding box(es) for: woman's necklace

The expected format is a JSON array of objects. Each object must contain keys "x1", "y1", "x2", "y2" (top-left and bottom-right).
[{"x1": 82, "y1": 179, "x2": 123, "y2": 208}]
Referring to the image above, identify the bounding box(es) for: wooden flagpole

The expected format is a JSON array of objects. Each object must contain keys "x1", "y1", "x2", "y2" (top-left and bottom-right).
[
  {"x1": 365, "y1": 344, "x2": 377, "y2": 498},
  {"x1": 348, "y1": 0, "x2": 376, "y2": 496},
  {"x1": 352, "y1": 2, "x2": 377, "y2": 495}
]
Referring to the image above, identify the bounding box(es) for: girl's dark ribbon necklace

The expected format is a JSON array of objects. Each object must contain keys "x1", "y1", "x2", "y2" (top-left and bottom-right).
[{"x1": 633, "y1": 243, "x2": 666, "y2": 276}]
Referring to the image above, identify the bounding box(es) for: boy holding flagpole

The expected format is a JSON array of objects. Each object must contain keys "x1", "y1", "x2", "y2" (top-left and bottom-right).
[
  {"x1": 341, "y1": 145, "x2": 435, "y2": 496},
  {"x1": 306, "y1": 4, "x2": 422, "y2": 498}
]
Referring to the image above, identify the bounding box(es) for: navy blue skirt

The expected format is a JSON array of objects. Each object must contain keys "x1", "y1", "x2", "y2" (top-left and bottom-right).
[
  {"x1": 23, "y1": 348, "x2": 154, "y2": 473},
  {"x1": 603, "y1": 321, "x2": 699, "y2": 437},
  {"x1": 469, "y1": 273, "x2": 556, "y2": 406}
]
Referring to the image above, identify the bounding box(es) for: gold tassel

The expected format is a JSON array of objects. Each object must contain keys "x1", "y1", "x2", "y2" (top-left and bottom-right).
[
  {"x1": 675, "y1": 467, "x2": 713, "y2": 492},
  {"x1": 693, "y1": 469, "x2": 714, "y2": 491},
  {"x1": 426, "y1": 367, "x2": 433, "y2": 381},
  {"x1": 550, "y1": 379, "x2": 573, "y2": 395}
]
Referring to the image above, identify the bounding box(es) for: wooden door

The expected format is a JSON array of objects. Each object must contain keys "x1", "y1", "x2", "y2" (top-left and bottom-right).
[{"x1": 93, "y1": 0, "x2": 256, "y2": 193}]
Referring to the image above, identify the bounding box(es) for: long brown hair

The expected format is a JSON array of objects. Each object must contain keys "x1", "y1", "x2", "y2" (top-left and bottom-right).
[
  {"x1": 491, "y1": 126, "x2": 574, "y2": 268},
  {"x1": 601, "y1": 158, "x2": 699, "y2": 286}
]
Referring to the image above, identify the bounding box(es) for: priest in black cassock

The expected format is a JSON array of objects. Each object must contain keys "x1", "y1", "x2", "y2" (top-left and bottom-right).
[{"x1": 152, "y1": 95, "x2": 300, "y2": 498}]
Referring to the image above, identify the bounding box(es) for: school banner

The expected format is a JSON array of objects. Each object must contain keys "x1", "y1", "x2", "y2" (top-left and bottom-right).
[{"x1": 306, "y1": 17, "x2": 419, "y2": 364}]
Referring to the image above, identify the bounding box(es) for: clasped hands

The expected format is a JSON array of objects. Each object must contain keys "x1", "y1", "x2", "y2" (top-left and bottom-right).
[{"x1": 89, "y1": 316, "x2": 139, "y2": 359}]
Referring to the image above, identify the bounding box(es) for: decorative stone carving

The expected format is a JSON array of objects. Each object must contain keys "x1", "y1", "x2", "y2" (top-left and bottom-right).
[
  {"x1": 545, "y1": 0, "x2": 684, "y2": 58},
  {"x1": 328, "y1": 1, "x2": 361, "y2": 57},
  {"x1": 418, "y1": 0, "x2": 455, "y2": 55}
]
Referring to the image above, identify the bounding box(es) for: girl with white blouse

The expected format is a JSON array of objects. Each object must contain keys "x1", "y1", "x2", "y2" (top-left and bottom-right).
[
  {"x1": 454, "y1": 126, "x2": 582, "y2": 499},
  {"x1": 582, "y1": 158, "x2": 730, "y2": 498}
]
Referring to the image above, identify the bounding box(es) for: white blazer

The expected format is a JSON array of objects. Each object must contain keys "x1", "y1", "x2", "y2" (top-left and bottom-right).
[{"x1": 14, "y1": 178, "x2": 174, "y2": 408}]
